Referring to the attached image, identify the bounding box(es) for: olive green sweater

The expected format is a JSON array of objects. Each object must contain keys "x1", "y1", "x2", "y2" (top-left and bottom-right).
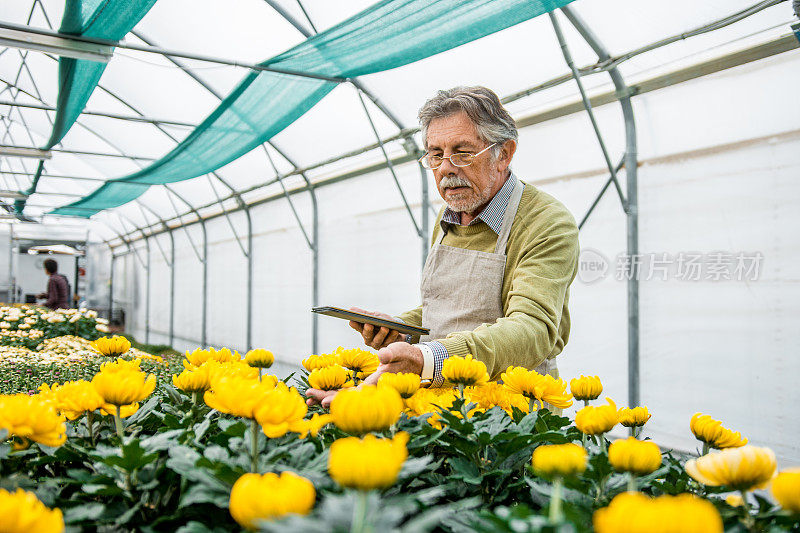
[{"x1": 397, "y1": 181, "x2": 580, "y2": 380}]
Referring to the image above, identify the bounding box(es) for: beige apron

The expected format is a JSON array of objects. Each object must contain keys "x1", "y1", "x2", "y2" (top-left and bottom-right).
[{"x1": 420, "y1": 177, "x2": 561, "y2": 414}]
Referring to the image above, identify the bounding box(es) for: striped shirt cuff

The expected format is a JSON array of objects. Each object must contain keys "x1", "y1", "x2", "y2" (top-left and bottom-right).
[{"x1": 420, "y1": 340, "x2": 449, "y2": 387}]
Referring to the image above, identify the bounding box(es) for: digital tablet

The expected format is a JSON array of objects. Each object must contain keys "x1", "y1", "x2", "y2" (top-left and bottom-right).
[{"x1": 312, "y1": 306, "x2": 429, "y2": 336}]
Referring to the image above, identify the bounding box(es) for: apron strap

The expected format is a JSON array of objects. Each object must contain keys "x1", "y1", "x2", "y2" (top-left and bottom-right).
[
  {"x1": 493, "y1": 176, "x2": 525, "y2": 255},
  {"x1": 435, "y1": 225, "x2": 447, "y2": 245}
]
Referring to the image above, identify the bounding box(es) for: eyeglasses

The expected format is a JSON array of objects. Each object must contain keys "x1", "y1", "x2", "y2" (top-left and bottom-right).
[{"x1": 418, "y1": 143, "x2": 496, "y2": 170}]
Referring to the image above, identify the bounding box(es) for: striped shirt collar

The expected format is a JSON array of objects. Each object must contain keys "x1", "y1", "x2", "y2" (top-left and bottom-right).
[{"x1": 440, "y1": 173, "x2": 520, "y2": 235}]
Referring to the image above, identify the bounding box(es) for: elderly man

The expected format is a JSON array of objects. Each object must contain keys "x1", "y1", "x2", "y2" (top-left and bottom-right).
[{"x1": 307, "y1": 86, "x2": 579, "y2": 408}]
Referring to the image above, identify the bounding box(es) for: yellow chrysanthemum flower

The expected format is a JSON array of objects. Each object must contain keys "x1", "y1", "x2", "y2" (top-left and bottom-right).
[
  {"x1": 531, "y1": 443, "x2": 587, "y2": 478},
  {"x1": 501, "y1": 366, "x2": 573, "y2": 410},
  {"x1": 183, "y1": 347, "x2": 239, "y2": 369},
  {"x1": 204, "y1": 376, "x2": 276, "y2": 419},
  {"x1": 0, "y1": 394, "x2": 66, "y2": 448},
  {"x1": 90, "y1": 335, "x2": 131, "y2": 357},
  {"x1": 205, "y1": 360, "x2": 261, "y2": 388},
  {"x1": 244, "y1": 349, "x2": 274, "y2": 369},
  {"x1": 100, "y1": 402, "x2": 139, "y2": 418},
  {"x1": 569, "y1": 374, "x2": 603, "y2": 402},
  {"x1": 404, "y1": 387, "x2": 473, "y2": 429},
  {"x1": 530, "y1": 374, "x2": 573, "y2": 409},
  {"x1": 441, "y1": 355, "x2": 489, "y2": 387},
  {"x1": 92, "y1": 367, "x2": 155, "y2": 407},
  {"x1": 253, "y1": 384, "x2": 308, "y2": 438},
  {"x1": 618, "y1": 406, "x2": 651, "y2": 428},
  {"x1": 290, "y1": 413, "x2": 334, "y2": 439},
  {"x1": 328, "y1": 432, "x2": 408, "y2": 490},
  {"x1": 330, "y1": 385, "x2": 403, "y2": 435},
  {"x1": 569, "y1": 375, "x2": 603, "y2": 402},
  {"x1": 690, "y1": 413, "x2": 748, "y2": 450},
  {"x1": 465, "y1": 382, "x2": 529, "y2": 415},
  {"x1": 44, "y1": 380, "x2": 104, "y2": 420},
  {"x1": 0, "y1": 487, "x2": 64, "y2": 533},
  {"x1": 307, "y1": 365, "x2": 353, "y2": 391},
  {"x1": 608, "y1": 437, "x2": 662, "y2": 475},
  {"x1": 685, "y1": 445, "x2": 777, "y2": 491},
  {"x1": 593, "y1": 492, "x2": 722, "y2": 533},
  {"x1": 771, "y1": 468, "x2": 800, "y2": 514},
  {"x1": 301, "y1": 353, "x2": 338, "y2": 371},
  {"x1": 98, "y1": 358, "x2": 143, "y2": 374},
  {"x1": 574, "y1": 398, "x2": 618, "y2": 436},
  {"x1": 172, "y1": 364, "x2": 212, "y2": 393},
  {"x1": 36, "y1": 383, "x2": 58, "y2": 406},
  {"x1": 229, "y1": 472, "x2": 315, "y2": 530},
  {"x1": 726, "y1": 494, "x2": 744, "y2": 507},
  {"x1": 378, "y1": 372, "x2": 421, "y2": 399},
  {"x1": 500, "y1": 366, "x2": 542, "y2": 397},
  {"x1": 404, "y1": 387, "x2": 455, "y2": 417},
  {"x1": 335, "y1": 347, "x2": 379, "y2": 378}
]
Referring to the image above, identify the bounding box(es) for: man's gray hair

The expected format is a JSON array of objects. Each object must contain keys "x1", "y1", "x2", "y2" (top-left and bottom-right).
[{"x1": 418, "y1": 86, "x2": 518, "y2": 157}]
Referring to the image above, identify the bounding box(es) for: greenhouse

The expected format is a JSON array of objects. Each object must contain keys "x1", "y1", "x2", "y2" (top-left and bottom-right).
[{"x1": 0, "y1": 0, "x2": 799, "y2": 530}]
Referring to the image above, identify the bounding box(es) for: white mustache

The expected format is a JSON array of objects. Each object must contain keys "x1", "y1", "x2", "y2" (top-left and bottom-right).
[{"x1": 440, "y1": 176, "x2": 472, "y2": 189}]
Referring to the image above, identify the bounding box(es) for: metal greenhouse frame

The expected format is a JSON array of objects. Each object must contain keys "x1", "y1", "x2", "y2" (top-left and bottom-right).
[{"x1": 1, "y1": 0, "x2": 797, "y2": 412}]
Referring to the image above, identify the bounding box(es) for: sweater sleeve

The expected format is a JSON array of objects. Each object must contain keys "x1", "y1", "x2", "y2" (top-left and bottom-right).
[
  {"x1": 395, "y1": 306, "x2": 422, "y2": 327},
  {"x1": 436, "y1": 207, "x2": 580, "y2": 379}
]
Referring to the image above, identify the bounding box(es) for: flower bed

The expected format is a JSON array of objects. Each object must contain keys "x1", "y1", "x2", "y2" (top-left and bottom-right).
[
  {"x1": 0, "y1": 343, "x2": 797, "y2": 532},
  {"x1": 0, "y1": 305, "x2": 108, "y2": 350},
  {"x1": 0, "y1": 334, "x2": 175, "y2": 395}
]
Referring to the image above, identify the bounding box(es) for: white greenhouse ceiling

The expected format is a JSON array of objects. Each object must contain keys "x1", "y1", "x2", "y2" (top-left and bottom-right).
[{"x1": 0, "y1": 0, "x2": 797, "y2": 244}]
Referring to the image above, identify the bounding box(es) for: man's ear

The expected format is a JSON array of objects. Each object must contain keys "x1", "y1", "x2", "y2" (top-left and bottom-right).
[{"x1": 496, "y1": 139, "x2": 516, "y2": 173}]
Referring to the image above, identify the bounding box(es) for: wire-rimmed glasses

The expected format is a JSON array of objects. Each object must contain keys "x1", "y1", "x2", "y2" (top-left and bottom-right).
[{"x1": 418, "y1": 142, "x2": 496, "y2": 170}]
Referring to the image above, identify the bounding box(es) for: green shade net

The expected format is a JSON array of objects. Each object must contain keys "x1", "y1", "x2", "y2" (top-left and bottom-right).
[
  {"x1": 16, "y1": 0, "x2": 157, "y2": 213},
  {"x1": 52, "y1": 0, "x2": 574, "y2": 218}
]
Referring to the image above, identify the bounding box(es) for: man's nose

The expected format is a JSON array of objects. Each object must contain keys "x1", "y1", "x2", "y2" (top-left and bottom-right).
[{"x1": 437, "y1": 155, "x2": 459, "y2": 176}]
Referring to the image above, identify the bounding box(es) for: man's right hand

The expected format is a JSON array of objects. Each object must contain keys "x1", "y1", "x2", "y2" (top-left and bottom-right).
[{"x1": 348, "y1": 307, "x2": 405, "y2": 350}]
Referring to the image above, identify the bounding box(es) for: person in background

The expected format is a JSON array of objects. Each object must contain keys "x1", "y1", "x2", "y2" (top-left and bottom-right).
[{"x1": 37, "y1": 258, "x2": 71, "y2": 310}]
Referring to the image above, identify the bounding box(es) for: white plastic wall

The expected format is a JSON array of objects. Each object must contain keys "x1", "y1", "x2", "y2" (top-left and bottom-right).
[{"x1": 109, "y1": 49, "x2": 800, "y2": 465}]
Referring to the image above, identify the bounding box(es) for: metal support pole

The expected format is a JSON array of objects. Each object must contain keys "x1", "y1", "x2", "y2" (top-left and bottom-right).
[
  {"x1": 107, "y1": 252, "x2": 114, "y2": 322},
  {"x1": 355, "y1": 87, "x2": 422, "y2": 237},
  {"x1": 562, "y1": 6, "x2": 639, "y2": 408},
  {"x1": 201, "y1": 221, "x2": 208, "y2": 347},
  {"x1": 419, "y1": 162, "x2": 430, "y2": 268},
  {"x1": 204, "y1": 174, "x2": 248, "y2": 257},
  {"x1": 144, "y1": 237, "x2": 151, "y2": 344},
  {"x1": 168, "y1": 229, "x2": 175, "y2": 347},
  {"x1": 245, "y1": 207, "x2": 253, "y2": 352},
  {"x1": 262, "y1": 145, "x2": 319, "y2": 352},
  {"x1": 8, "y1": 225, "x2": 14, "y2": 303},
  {"x1": 578, "y1": 158, "x2": 625, "y2": 230},
  {"x1": 0, "y1": 21, "x2": 348, "y2": 84},
  {"x1": 549, "y1": 12, "x2": 627, "y2": 211},
  {"x1": 310, "y1": 189, "x2": 319, "y2": 353}
]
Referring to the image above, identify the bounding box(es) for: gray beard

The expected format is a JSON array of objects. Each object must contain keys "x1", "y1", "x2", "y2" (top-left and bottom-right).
[{"x1": 441, "y1": 175, "x2": 493, "y2": 213}]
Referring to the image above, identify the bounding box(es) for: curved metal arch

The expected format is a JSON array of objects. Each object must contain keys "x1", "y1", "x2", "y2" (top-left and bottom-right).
[
  {"x1": 558, "y1": 6, "x2": 640, "y2": 409},
  {"x1": 0, "y1": 59, "x2": 174, "y2": 238}
]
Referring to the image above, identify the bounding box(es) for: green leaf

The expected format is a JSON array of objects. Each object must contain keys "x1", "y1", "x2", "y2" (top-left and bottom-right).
[
  {"x1": 448, "y1": 457, "x2": 482, "y2": 485},
  {"x1": 63, "y1": 503, "x2": 106, "y2": 524},
  {"x1": 179, "y1": 483, "x2": 230, "y2": 509},
  {"x1": 174, "y1": 522, "x2": 231, "y2": 533},
  {"x1": 141, "y1": 429, "x2": 184, "y2": 452},
  {"x1": 101, "y1": 439, "x2": 159, "y2": 471}
]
